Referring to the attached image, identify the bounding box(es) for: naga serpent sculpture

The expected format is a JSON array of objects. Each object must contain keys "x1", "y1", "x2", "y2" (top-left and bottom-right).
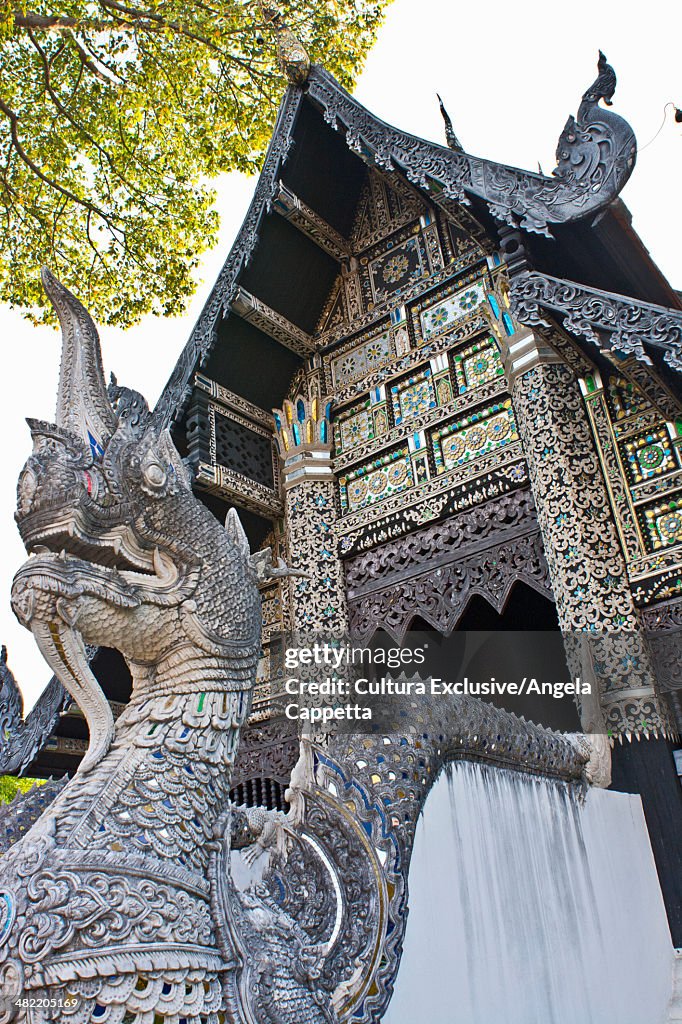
[{"x1": 0, "y1": 272, "x2": 606, "y2": 1022}]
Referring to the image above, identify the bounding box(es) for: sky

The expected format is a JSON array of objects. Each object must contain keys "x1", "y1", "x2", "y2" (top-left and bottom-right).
[{"x1": 1, "y1": 0, "x2": 680, "y2": 710}]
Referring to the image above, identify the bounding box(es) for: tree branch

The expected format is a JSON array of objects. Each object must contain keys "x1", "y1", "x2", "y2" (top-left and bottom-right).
[
  {"x1": 0, "y1": 95, "x2": 111, "y2": 221},
  {"x1": 25, "y1": 29, "x2": 156, "y2": 202},
  {"x1": 13, "y1": 11, "x2": 112, "y2": 32},
  {"x1": 97, "y1": 0, "x2": 225, "y2": 53},
  {"x1": 68, "y1": 33, "x2": 122, "y2": 84}
]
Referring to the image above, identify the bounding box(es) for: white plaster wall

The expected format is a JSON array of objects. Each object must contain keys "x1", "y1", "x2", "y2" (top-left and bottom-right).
[{"x1": 384, "y1": 762, "x2": 673, "y2": 1024}]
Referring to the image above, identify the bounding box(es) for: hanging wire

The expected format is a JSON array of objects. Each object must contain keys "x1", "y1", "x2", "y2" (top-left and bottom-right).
[{"x1": 638, "y1": 102, "x2": 682, "y2": 152}]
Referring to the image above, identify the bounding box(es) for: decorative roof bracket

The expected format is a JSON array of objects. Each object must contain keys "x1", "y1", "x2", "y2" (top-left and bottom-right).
[
  {"x1": 508, "y1": 270, "x2": 682, "y2": 373},
  {"x1": 271, "y1": 182, "x2": 350, "y2": 260},
  {"x1": 231, "y1": 286, "x2": 315, "y2": 357}
]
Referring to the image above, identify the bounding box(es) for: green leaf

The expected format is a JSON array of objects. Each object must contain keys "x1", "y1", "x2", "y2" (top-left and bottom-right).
[
  {"x1": 0, "y1": 775, "x2": 46, "y2": 804},
  {"x1": 1, "y1": 0, "x2": 390, "y2": 326}
]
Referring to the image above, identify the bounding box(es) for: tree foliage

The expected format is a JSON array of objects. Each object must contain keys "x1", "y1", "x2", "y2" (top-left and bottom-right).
[
  {"x1": 0, "y1": 774, "x2": 45, "y2": 803},
  {"x1": 0, "y1": 1, "x2": 387, "y2": 325}
]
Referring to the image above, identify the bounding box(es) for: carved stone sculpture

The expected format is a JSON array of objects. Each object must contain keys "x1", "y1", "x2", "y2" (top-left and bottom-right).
[
  {"x1": 0, "y1": 274, "x2": 602, "y2": 1022},
  {"x1": 0, "y1": 647, "x2": 69, "y2": 776},
  {"x1": 1, "y1": 268, "x2": 264, "y2": 1018}
]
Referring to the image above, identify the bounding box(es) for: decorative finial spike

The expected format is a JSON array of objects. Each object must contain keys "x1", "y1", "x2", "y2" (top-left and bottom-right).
[
  {"x1": 581, "y1": 50, "x2": 617, "y2": 110},
  {"x1": 262, "y1": 6, "x2": 310, "y2": 85},
  {"x1": 437, "y1": 93, "x2": 463, "y2": 152}
]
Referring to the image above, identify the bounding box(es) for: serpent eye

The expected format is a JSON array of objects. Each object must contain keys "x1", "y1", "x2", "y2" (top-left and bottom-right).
[
  {"x1": 83, "y1": 469, "x2": 103, "y2": 500},
  {"x1": 140, "y1": 448, "x2": 169, "y2": 494},
  {"x1": 144, "y1": 463, "x2": 166, "y2": 488}
]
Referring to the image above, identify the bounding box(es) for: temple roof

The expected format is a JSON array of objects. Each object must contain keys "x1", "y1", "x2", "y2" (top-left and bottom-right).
[{"x1": 155, "y1": 63, "x2": 681, "y2": 426}]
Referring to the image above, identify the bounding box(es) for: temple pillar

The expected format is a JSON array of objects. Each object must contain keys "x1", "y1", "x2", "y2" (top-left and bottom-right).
[
  {"x1": 272, "y1": 394, "x2": 350, "y2": 637},
  {"x1": 500, "y1": 326, "x2": 671, "y2": 741}
]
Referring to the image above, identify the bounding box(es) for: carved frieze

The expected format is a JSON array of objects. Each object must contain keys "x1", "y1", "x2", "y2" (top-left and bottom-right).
[
  {"x1": 350, "y1": 168, "x2": 424, "y2": 251},
  {"x1": 338, "y1": 413, "x2": 522, "y2": 524},
  {"x1": 329, "y1": 325, "x2": 393, "y2": 387},
  {"x1": 195, "y1": 462, "x2": 284, "y2": 518},
  {"x1": 194, "y1": 374, "x2": 274, "y2": 431},
  {"x1": 334, "y1": 377, "x2": 509, "y2": 472},
  {"x1": 346, "y1": 489, "x2": 551, "y2": 642},
  {"x1": 338, "y1": 459, "x2": 529, "y2": 556},
  {"x1": 317, "y1": 253, "x2": 486, "y2": 353}
]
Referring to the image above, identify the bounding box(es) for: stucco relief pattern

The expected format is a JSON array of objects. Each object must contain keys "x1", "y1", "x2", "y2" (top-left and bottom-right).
[{"x1": 512, "y1": 361, "x2": 671, "y2": 738}]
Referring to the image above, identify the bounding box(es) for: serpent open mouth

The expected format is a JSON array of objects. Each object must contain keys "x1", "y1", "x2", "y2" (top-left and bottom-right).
[{"x1": 23, "y1": 503, "x2": 179, "y2": 588}]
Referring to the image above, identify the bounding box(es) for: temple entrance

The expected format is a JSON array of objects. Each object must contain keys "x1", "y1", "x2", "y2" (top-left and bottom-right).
[{"x1": 405, "y1": 582, "x2": 581, "y2": 732}]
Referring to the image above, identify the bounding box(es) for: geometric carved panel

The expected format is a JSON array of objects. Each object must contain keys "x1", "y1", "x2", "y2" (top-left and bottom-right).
[
  {"x1": 621, "y1": 425, "x2": 678, "y2": 484},
  {"x1": 432, "y1": 401, "x2": 518, "y2": 473},
  {"x1": 368, "y1": 234, "x2": 427, "y2": 304},
  {"x1": 214, "y1": 410, "x2": 275, "y2": 489},
  {"x1": 639, "y1": 498, "x2": 682, "y2": 552},
  {"x1": 340, "y1": 448, "x2": 414, "y2": 512},
  {"x1": 420, "y1": 280, "x2": 487, "y2": 342},
  {"x1": 452, "y1": 336, "x2": 506, "y2": 393},
  {"x1": 330, "y1": 329, "x2": 392, "y2": 387},
  {"x1": 337, "y1": 404, "x2": 375, "y2": 451},
  {"x1": 391, "y1": 368, "x2": 437, "y2": 425}
]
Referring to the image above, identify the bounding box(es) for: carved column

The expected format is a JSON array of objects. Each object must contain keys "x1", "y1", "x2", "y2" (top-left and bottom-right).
[
  {"x1": 273, "y1": 394, "x2": 350, "y2": 636},
  {"x1": 185, "y1": 386, "x2": 212, "y2": 475},
  {"x1": 501, "y1": 326, "x2": 671, "y2": 740}
]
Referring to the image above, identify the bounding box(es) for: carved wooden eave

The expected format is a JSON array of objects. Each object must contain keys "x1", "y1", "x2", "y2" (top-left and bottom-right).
[
  {"x1": 305, "y1": 67, "x2": 636, "y2": 239},
  {"x1": 155, "y1": 58, "x2": 665, "y2": 429},
  {"x1": 157, "y1": 86, "x2": 308, "y2": 426},
  {"x1": 508, "y1": 271, "x2": 682, "y2": 377}
]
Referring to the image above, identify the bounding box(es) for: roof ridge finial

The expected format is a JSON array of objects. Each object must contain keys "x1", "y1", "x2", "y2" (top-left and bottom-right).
[
  {"x1": 580, "y1": 50, "x2": 617, "y2": 113},
  {"x1": 261, "y1": 5, "x2": 310, "y2": 86},
  {"x1": 437, "y1": 93, "x2": 463, "y2": 152}
]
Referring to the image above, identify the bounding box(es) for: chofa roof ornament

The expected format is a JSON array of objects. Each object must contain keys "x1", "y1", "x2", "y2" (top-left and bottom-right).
[
  {"x1": 305, "y1": 50, "x2": 637, "y2": 237},
  {"x1": 552, "y1": 50, "x2": 631, "y2": 210}
]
